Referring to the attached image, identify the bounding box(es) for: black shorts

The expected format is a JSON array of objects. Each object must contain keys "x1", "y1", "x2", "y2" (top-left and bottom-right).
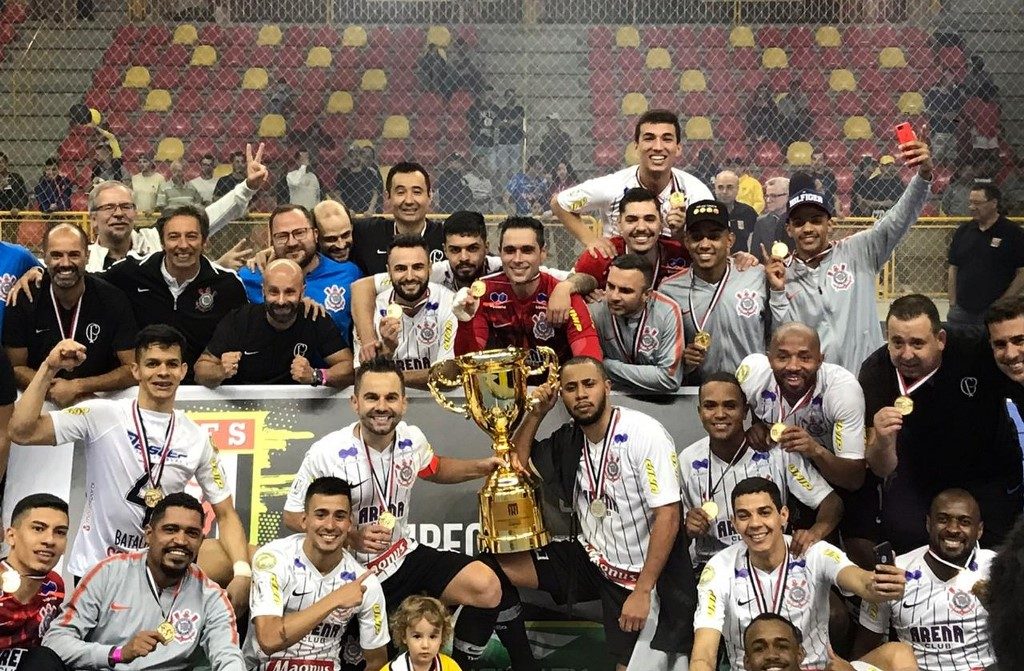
[
  {"x1": 381, "y1": 544, "x2": 477, "y2": 610},
  {"x1": 839, "y1": 474, "x2": 882, "y2": 542},
  {"x1": 531, "y1": 540, "x2": 638, "y2": 667}
]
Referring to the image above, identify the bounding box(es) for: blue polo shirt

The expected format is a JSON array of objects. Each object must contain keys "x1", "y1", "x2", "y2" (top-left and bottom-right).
[
  {"x1": 0, "y1": 242, "x2": 42, "y2": 334},
  {"x1": 238, "y1": 253, "x2": 362, "y2": 339}
]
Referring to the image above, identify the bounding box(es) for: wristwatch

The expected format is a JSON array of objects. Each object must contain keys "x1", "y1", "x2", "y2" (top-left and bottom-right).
[{"x1": 310, "y1": 368, "x2": 324, "y2": 387}]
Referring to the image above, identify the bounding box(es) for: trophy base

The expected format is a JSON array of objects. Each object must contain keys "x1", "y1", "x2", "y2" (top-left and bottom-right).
[{"x1": 478, "y1": 469, "x2": 551, "y2": 554}]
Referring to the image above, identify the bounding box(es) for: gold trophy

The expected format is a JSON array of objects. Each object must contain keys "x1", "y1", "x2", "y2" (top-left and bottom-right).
[{"x1": 428, "y1": 347, "x2": 559, "y2": 553}]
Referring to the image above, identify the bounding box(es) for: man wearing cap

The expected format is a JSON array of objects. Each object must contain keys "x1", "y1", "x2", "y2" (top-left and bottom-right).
[
  {"x1": 659, "y1": 200, "x2": 790, "y2": 382},
  {"x1": 781, "y1": 141, "x2": 932, "y2": 374},
  {"x1": 858, "y1": 155, "x2": 906, "y2": 216}
]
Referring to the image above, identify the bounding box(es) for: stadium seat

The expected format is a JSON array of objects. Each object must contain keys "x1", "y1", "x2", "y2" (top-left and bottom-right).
[
  {"x1": 172, "y1": 88, "x2": 202, "y2": 113},
  {"x1": 378, "y1": 140, "x2": 406, "y2": 165},
  {"x1": 220, "y1": 44, "x2": 248, "y2": 68},
  {"x1": 257, "y1": 25, "x2": 282, "y2": 46},
  {"x1": 122, "y1": 139, "x2": 152, "y2": 162},
  {"x1": 2, "y1": 2, "x2": 27, "y2": 24},
  {"x1": 143, "y1": 89, "x2": 172, "y2": 112},
  {"x1": 615, "y1": 26, "x2": 640, "y2": 48},
  {"x1": 242, "y1": 67, "x2": 269, "y2": 90},
  {"x1": 787, "y1": 141, "x2": 813, "y2": 166},
  {"x1": 58, "y1": 135, "x2": 89, "y2": 162},
  {"x1": 879, "y1": 46, "x2": 907, "y2": 68},
  {"x1": 624, "y1": 143, "x2": 640, "y2": 166},
  {"x1": 236, "y1": 90, "x2": 265, "y2": 114},
  {"x1": 593, "y1": 115, "x2": 619, "y2": 141},
  {"x1": 137, "y1": 112, "x2": 163, "y2": 136},
  {"x1": 196, "y1": 112, "x2": 222, "y2": 136},
  {"x1": 341, "y1": 25, "x2": 367, "y2": 47},
  {"x1": 287, "y1": 25, "x2": 315, "y2": 47},
  {"x1": 427, "y1": 25, "x2": 450, "y2": 47},
  {"x1": 679, "y1": 69, "x2": 707, "y2": 92},
  {"x1": 327, "y1": 91, "x2": 354, "y2": 114},
  {"x1": 835, "y1": 91, "x2": 863, "y2": 116},
  {"x1": 762, "y1": 47, "x2": 788, "y2": 69},
  {"x1": 729, "y1": 25, "x2": 755, "y2": 48},
  {"x1": 358, "y1": 90, "x2": 386, "y2": 117},
  {"x1": 122, "y1": 66, "x2": 150, "y2": 88},
  {"x1": 732, "y1": 49, "x2": 759, "y2": 70},
  {"x1": 786, "y1": 26, "x2": 814, "y2": 44},
  {"x1": 621, "y1": 92, "x2": 647, "y2": 115},
  {"x1": 756, "y1": 141, "x2": 783, "y2": 166},
  {"x1": 258, "y1": 114, "x2": 286, "y2": 138},
  {"x1": 615, "y1": 49, "x2": 645, "y2": 72},
  {"x1": 172, "y1": 24, "x2": 197, "y2": 45},
  {"x1": 16, "y1": 220, "x2": 45, "y2": 247},
  {"x1": 650, "y1": 69, "x2": 676, "y2": 93},
  {"x1": 108, "y1": 89, "x2": 142, "y2": 113},
  {"x1": 828, "y1": 69, "x2": 857, "y2": 92},
  {"x1": 819, "y1": 140, "x2": 849, "y2": 167},
  {"x1": 414, "y1": 113, "x2": 442, "y2": 139},
  {"x1": 190, "y1": 44, "x2": 217, "y2": 66},
  {"x1": 382, "y1": 115, "x2": 410, "y2": 139},
  {"x1": 685, "y1": 117, "x2": 713, "y2": 140},
  {"x1": 139, "y1": 26, "x2": 168, "y2": 46},
  {"x1": 815, "y1": 26, "x2": 841, "y2": 48},
  {"x1": 150, "y1": 67, "x2": 182, "y2": 89},
  {"x1": 897, "y1": 92, "x2": 924, "y2": 115},
  {"x1": 156, "y1": 137, "x2": 185, "y2": 161},
  {"x1": 165, "y1": 112, "x2": 192, "y2": 136},
  {"x1": 306, "y1": 46, "x2": 332, "y2": 67},
  {"x1": 448, "y1": 90, "x2": 474, "y2": 115},
  {"x1": 717, "y1": 116, "x2": 745, "y2": 141},
  {"x1": 859, "y1": 70, "x2": 889, "y2": 93},
  {"x1": 645, "y1": 47, "x2": 671, "y2": 69},
  {"x1": 682, "y1": 91, "x2": 713, "y2": 115},
  {"x1": 594, "y1": 143, "x2": 619, "y2": 168},
  {"x1": 843, "y1": 116, "x2": 873, "y2": 139},
  {"x1": 294, "y1": 90, "x2": 325, "y2": 114},
  {"x1": 620, "y1": 69, "x2": 645, "y2": 91},
  {"x1": 759, "y1": 25, "x2": 784, "y2": 47},
  {"x1": 361, "y1": 69, "x2": 387, "y2": 91}
]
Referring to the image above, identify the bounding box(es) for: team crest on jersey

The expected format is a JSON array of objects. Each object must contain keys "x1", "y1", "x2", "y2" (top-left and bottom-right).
[
  {"x1": 638, "y1": 326, "x2": 659, "y2": 355},
  {"x1": 532, "y1": 313, "x2": 554, "y2": 341},
  {"x1": 397, "y1": 459, "x2": 416, "y2": 486},
  {"x1": 735, "y1": 290, "x2": 759, "y2": 318},
  {"x1": 38, "y1": 600, "x2": 58, "y2": 636},
  {"x1": 0, "y1": 273, "x2": 15, "y2": 300},
  {"x1": 948, "y1": 588, "x2": 976, "y2": 615},
  {"x1": 323, "y1": 285, "x2": 346, "y2": 312},
  {"x1": 804, "y1": 411, "x2": 826, "y2": 437},
  {"x1": 294, "y1": 343, "x2": 308, "y2": 358},
  {"x1": 85, "y1": 323, "x2": 101, "y2": 343},
  {"x1": 342, "y1": 633, "x2": 363, "y2": 664},
  {"x1": 169, "y1": 609, "x2": 200, "y2": 643},
  {"x1": 397, "y1": 438, "x2": 413, "y2": 451},
  {"x1": 195, "y1": 288, "x2": 216, "y2": 312},
  {"x1": 605, "y1": 454, "x2": 621, "y2": 482},
  {"x1": 786, "y1": 578, "x2": 811, "y2": 609},
  {"x1": 827, "y1": 263, "x2": 854, "y2": 291},
  {"x1": 417, "y1": 319, "x2": 438, "y2": 346},
  {"x1": 961, "y1": 377, "x2": 978, "y2": 398}
]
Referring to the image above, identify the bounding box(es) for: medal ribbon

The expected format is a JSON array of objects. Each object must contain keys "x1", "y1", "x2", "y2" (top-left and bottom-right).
[
  {"x1": 0, "y1": 558, "x2": 47, "y2": 581},
  {"x1": 688, "y1": 265, "x2": 731, "y2": 335},
  {"x1": 581, "y1": 408, "x2": 620, "y2": 505},
  {"x1": 359, "y1": 427, "x2": 398, "y2": 513},
  {"x1": 49, "y1": 286, "x2": 83, "y2": 340},
  {"x1": 746, "y1": 543, "x2": 791, "y2": 615},
  {"x1": 927, "y1": 542, "x2": 980, "y2": 573},
  {"x1": 131, "y1": 401, "x2": 176, "y2": 491},
  {"x1": 705, "y1": 440, "x2": 749, "y2": 501},
  {"x1": 895, "y1": 366, "x2": 940, "y2": 398},
  {"x1": 635, "y1": 168, "x2": 681, "y2": 210},
  {"x1": 792, "y1": 243, "x2": 835, "y2": 268},
  {"x1": 774, "y1": 384, "x2": 816, "y2": 425},
  {"x1": 145, "y1": 565, "x2": 185, "y2": 620},
  {"x1": 609, "y1": 303, "x2": 650, "y2": 364}
]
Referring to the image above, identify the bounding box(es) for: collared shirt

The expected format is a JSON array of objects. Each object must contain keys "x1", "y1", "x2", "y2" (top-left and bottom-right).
[
  {"x1": 948, "y1": 215, "x2": 1024, "y2": 313},
  {"x1": 349, "y1": 218, "x2": 446, "y2": 276},
  {"x1": 159, "y1": 259, "x2": 201, "y2": 299}
]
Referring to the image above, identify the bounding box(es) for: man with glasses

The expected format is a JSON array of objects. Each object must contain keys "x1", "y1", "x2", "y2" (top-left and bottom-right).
[
  {"x1": 750, "y1": 177, "x2": 792, "y2": 257},
  {"x1": 188, "y1": 153, "x2": 218, "y2": 205},
  {"x1": 947, "y1": 184, "x2": 1024, "y2": 337}
]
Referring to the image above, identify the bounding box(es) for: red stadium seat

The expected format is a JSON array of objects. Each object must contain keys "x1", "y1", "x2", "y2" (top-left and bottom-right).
[
  {"x1": 0, "y1": 24, "x2": 16, "y2": 46},
  {"x1": 409, "y1": 139, "x2": 439, "y2": 167},
  {"x1": 786, "y1": 26, "x2": 814, "y2": 44},
  {"x1": 813, "y1": 116, "x2": 840, "y2": 140},
  {"x1": 445, "y1": 114, "x2": 469, "y2": 139},
  {"x1": 289, "y1": 113, "x2": 316, "y2": 134},
  {"x1": 352, "y1": 115, "x2": 379, "y2": 140},
  {"x1": 235, "y1": 90, "x2": 265, "y2": 114},
  {"x1": 331, "y1": 67, "x2": 359, "y2": 91},
  {"x1": 173, "y1": 89, "x2": 203, "y2": 113},
  {"x1": 298, "y1": 69, "x2": 328, "y2": 91},
  {"x1": 755, "y1": 141, "x2": 783, "y2": 167},
  {"x1": 92, "y1": 65, "x2": 122, "y2": 89},
  {"x1": 165, "y1": 112, "x2": 192, "y2": 136},
  {"x1": 850, "y1": 139, "x2": 879, "y2": 159},
  {"x1": 137, "y1": 112, "x2": 162, "y2": 137},
  {"x1": 768, "y1": 71, "x2": 791, "y2": 93},
  {"x1": 294, "y1": 91, "x2": 325, "y2": 114},
  {"x1": 723, "y1": 141, "x2": 747, "y2": 161},
  {"x1": 644, "y1": 27, "x2": 671, "y2": 47},
  {"x1": 122, "y1": 139, "x2": 152, "y2": 161},
  {"x1": 181, "y1": 67, "x2": 214, "y2": 91},
  {"x1": 251, "y1": 45, "x2": 276, "y2": 68},
  {"x1": 414, "y1": 113, "x2": 442, "y2": 140},
  {"x1": 58, "y1": 135, "x2": 89, "y2": 162},
  {"x1": 759, "y1": 26, "x2": 784, "y2": 47},
  {"x1": 107, "y1": 90, "x2": 140, "y2": 113},
  {"x1": 620, "y1": 69, "x2": 646, "y2": 91},
  {"x1": 448, "y1": 91, "x2": 474, "y2": 115},
  {"x1": 594, "y1": 143, "x2": 620, "y2": 168},
  {"x1": 196, "y1": 112, "x2": 223, "y2": 137},
  {"x1": 105, "y1": 114, "x2": 132, "y2": 137},
  {"x1": 736, "y1": 70, "x2": 765, "y2": 91},
  {"x1": 84, "y1": 89, "x2": 111, "y2": 110},
  {"x1": 186, "y1": 137, "x2": 215, "y2": 162},
  {"x1": 320, "y1": 116, "x2": 349, "y2": 138},
  {"x1": 378, "y1": 140, "x2": 406, "y2": 166},
  {"x1": 589, "y1": 71, "x2": 614, "y2": 94},
  {"x1": 225, "y1": 112, "x2": 256, "y2": 138},
  {"x1": 593, "y1": 115, "x2": 619, "y2": 141},
  {"x1": 844, "y1": 26, "x2": 870, "y2": 47},
  {"x1": 615, "y1": 49, "x2": 644, "y2": 72},
  {"x1": 286, "y1": 25, "x2": 315, "y2": 47},
  {"x1": 357, "y1": 90, "x2": 386, "y2": 117},
  {"x1": 698, "y1": 26, "x2": 727, "y2": 46},
  {"x1": 717, "y1": 116, "x2": 745, "y2": 141},
  {"x1": 649, "y1": 69, "x2": 676, "y2": 93},
  {"x1": 278, "y1": 46, "x2": 306, "y2": 69},
  {"x1": 102, "y1": 43, "x2": 131, "y2": 66},
  {"x1": 140, "y1": 26, "x2": 169, "y2": 46},
  {"x1": 731, "y1": 49, "x2": 759, "y2": 70},
  {"x1": 135, "y1": 45, "x2": 161, "y2": 67},
  {"x1": 819, "y1": 140, "x2": 849, "y2": 167},
  {"x1": 681, "y1": 92, "x2": 710, "y2": 116},
  {"x1": 592, "y1": 95, "x2": 617, "y2": 117},
  {"x1": 817, "y1": 47, "x2": 845, "y2": 70},
  {"x1": 834, "y1": 167, "x2": 854, "y2": 194},
  {"x1": 150, "y1": 67, "x2": 183, "y2": 89},
  {"x1": 415, "y1": 92, "x2": 445, "y2": 117},
  {"x1": 73, "y1": 164, "x2": 93, "y2": 189},
  {"x1": 313, "y1": 26, "x2": 338, "y2": 46},
  {"x1": 221, "y1": 45, "x2": 249, "y2": 68},
  {"x1": 649, "y1": 92, "x2": 678, "y2": 111},
  {"x1": 859, "y1": 70, "x2": 889, "y2": 93},
  {"x1": 164, "y1": 45, "x2": 189, "y2": 67},
  {"x1": 588, "y1": 26, "x2": 613, "y2": 49},
  {"x1": 588, "y1": 49, "x2": 615, "y2": 72},
  {"x1": 835, "y1": 91, "x2": 863, "y2": 116}
]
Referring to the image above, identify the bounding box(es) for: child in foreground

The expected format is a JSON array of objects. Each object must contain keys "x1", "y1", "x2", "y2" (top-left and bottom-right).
[{"x1": 384, "y1": 595, "x2": 463, "y2": 671}]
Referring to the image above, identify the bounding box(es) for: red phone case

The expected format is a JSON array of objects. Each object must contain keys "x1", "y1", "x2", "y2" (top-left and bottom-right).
[{"x1": 895, "y1": 123, "x2": 917, "y2": 145}]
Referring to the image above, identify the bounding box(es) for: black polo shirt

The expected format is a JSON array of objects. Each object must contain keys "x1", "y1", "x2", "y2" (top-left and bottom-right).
[
  {"x1": 99, "y1": 252, "x2": 248, "y2": 379},
  {"x1": 0, "y1": 349, "x2": 15, "y2": 405},
  {"x1": 727, "y1": 201, "x2": 759, "y2": 254},
  {"x1": 349, "y1": 218, "x2": 446, "y2": 275},
  {"x1": 948, "y1": 215, "x2": 1024, "y2": 313},
  {"x1": 203, "y1": 304, "x2": 348, "y2": 385},
  {"x1": 2, "y1": 274, "x2": 137, "y2": 379}
]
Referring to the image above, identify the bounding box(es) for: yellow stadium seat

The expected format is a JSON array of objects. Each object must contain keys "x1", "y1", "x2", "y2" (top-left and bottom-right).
[
  {"x1": 341, "y1": 25, "x2": 367, "y2": 47},
  {"x1": 879, "y1": 46, "x2": 907, "y2": 68},
  {"x1": 257, "y1": 25, "x2": 282, "y2": 46},
  {"x1": 361, "y1": 69, "x2": 387, "y2": 91},
  {"x1": 259, "y1": 114, "x2": 287, "y2": 138},
  {"x1": 382, "y1": 115, "x2": 410, "y2": 139},
  {"x1": 143, "y1": 89, "x2": 172, "y2": 112},
  {"x1": 645, "y1": 47, "x2": 671, "y2": 69},
  {"x1": 190, "y1": 45, "x2": 217, "y2": 67},
  {"x1": 155, "y1": 137, "x2": 184, "y2": 162},
  {"x1": 762, "y1": 47, "x2": 788, "y2": 69},
  {"x1": 843, "y1": 116, "x2": 873, "y2": 140},
  {"x1": 787, "y1": 141, "x2": 813, "y2": 166},
  {"x1": 122, "y1": 65, "x2": 150, "y2": 88},
  {"x1": 327, "y1": 91, "x2": 354, "y2": 114},
  {"x1": 172, "y1": 24, "x2": 197, "y2": 45},
  {"x1": 898, "y1": 91, "x2": 925, "y2": 115},
  {"x1": 426, "y1": 26, "x2": 451, "y2": 47},
  {"x1": 815, "y1": 26, "x2": 841, "y2": 48},
  {"x1": 729, "y1": 26, "x2": 755, "y2": 48},
  {"x1": 685, "y1": 116, "x2": 713, "y2": 140},
  {"x1": 615, "y1": 26, "x2": 640, "y2": 48},
  {"x1": 828, "y1": 69, "x2": 857, "y2": 92},
  {"x1": 621, "y1": 92, "x2": 647, "y2": 116},
  {"x1": 679, "y1": 69, "x2": 707, "y2": 92},
  {"x1": 212, "y1": 163, "x2": 232, "y2": 178},
  {"x1": 624, "y1": 143, "x2": 639, "y2": 166},
  {"x1": 354, "y1": 139, "x2": 374, "y2": 149},
  {"x1": 306, "y1": 46, "x2": 332, "y2": 68},
  {"x1": 242, "y1": 67, "x2": 269, "y2": 90}
]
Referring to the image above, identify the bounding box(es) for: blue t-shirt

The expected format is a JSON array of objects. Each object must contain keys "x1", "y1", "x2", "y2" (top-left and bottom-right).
[
  {"x1": 238, "y1": 254, "x2": 362, "y2": 339},
  {"x1": 0, "y1": 242, "x2": 42, "y2": 334}
]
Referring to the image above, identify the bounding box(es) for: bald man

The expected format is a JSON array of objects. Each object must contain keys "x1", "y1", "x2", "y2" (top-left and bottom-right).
[
  {"x1": 750, "y1": 177, "x2": 793, "y2": 257},
  {"x1": 714, "y1": 170, "x2": 759, "y2": 254},
  {"x1": 195, "y1": 258, "x2": 354, "y2": 388},
  {"x1": 312, "y1": 199, "x2": 354, "y2": 263},
  {"x1": 156, "y1": 160, "x2": 203, "y2": 209}
]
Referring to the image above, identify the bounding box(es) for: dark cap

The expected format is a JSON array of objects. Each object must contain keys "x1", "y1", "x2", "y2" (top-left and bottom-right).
[
  {"x1": 786, "y1": 171, "x2": 833, "y2": 218},
  {"x1": 685, "y1": 199, "x2": 730, "y2": 231}
]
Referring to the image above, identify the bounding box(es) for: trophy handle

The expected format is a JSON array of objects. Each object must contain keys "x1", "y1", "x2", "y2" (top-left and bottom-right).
[
  {"x1": 427, "y1": 361, "x2": 468, "y2": 416},
  {"x1": 526, "y1": 346, "x2": 560, "y2": 388}
]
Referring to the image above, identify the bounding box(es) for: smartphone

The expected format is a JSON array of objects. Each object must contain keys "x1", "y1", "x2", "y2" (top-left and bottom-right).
[
  {"x1": 895, "y1": 122, "x2": 917, "y2": 145},
  {"x1": 874, "y1": 541, "x2": 895, "y2": 566}
]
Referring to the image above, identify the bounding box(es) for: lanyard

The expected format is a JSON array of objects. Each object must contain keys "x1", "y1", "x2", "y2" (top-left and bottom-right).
[
  {"x1": 688, "y1": 265, "x2": 731, "y2": 334},
  {"x1": 896, "y1": 366, "x2": 939, "y2": 398},
  {"x1": 792, "y1": 243, "x2": 834, "y2": 268},
  {"x1": 145, "y1": 565, "x2": 185, "y2": 620},
  {"x1": 49, "y1": 286, "x2": 83, "y2": 341},
  {"x1": 359, "y1": 426, "x2": 398, "y2": 512},
  {"x1": 609, "y1": 303, "x2": 650, "y2": 364},
  {"x1": 581, "y1": 408, "x2": 620, "y2": 502},
  {"x1": 774, "y1": 384, "x2": 816, "y2": 424},
  {"x1": 131, "y1": 401, "x2": 176, "y2": 491},
  {"x1": 636, "y1": 168, "x2": 681, "y2": 209},
  {"x1": 705, "y1": 441, "x2": 748, "y2": 501},
  {"x1": 746, "y1": 543, "x2": 791, "y2": 615}
]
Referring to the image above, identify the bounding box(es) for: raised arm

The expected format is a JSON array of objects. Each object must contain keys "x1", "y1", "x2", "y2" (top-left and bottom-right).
[{"x1": 9, "y1": 340, "x2": 87, "y2": 445}]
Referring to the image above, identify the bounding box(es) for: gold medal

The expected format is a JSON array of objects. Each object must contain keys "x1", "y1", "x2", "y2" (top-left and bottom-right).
[
  {"x1": 378, "y1": 512, "x2": 397, "y2": 530},
  {"x1": 669, "y1": 191, "x2": 687, "y2": 209},
  {"x1": 894, "y1": 395, "x2": 914, "y2": 415},
  {"x1": 701, "y1": 501, "x2": 719, "y2": 518},
  {"x1": 157, "y1": 621, "x2": 175, "y2": 644},
  {"x1": 770, "y1": 422, "x2": 787, "y2": 442},
  {"x1": 386, "y1": 304, "x2": 403, "y2": 320},
  {"x1": 469, "y1": 280, "x2": 486, "y2": 298},
  {"x1": 1, "y1": 569, "x2": 21, "y2": 594},
  {"x1": 694, "y1": 331, "x2": 712, "y2": 349},
  {"x1": 770, "y1": 241, "x2": 789, "y2": 259},
  {"x1": 589, "y1": 499, "x2": 607, "y2": 518},
  {"x1": 143, "y1": 487, "x2": 164, "y2": 508}
]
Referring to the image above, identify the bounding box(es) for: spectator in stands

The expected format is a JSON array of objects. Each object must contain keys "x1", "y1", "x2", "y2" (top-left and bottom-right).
[
  {"x1": 775, "y1": 85, "x2": 812, "y2": 148},
  {"x1": 463, "y1": 154, "x2": 496, "y2": 212},
  {"x1": 197, "y1": 259, "x2": 353, "y2": 388},
  {"x1": 538, "y1": 113, "x2": 572, "y2": 172},
  {"x1": 434, "y1": 153, "x2": 474, "y2": 214},
  {"x1": 504, "y1": 155, "x2": 549, "y2": 216},
  {"x1": 3, "y1": 223, "x2": 137, "y2": 406},
  {"x1": 89, "y1": 142, "x2": 128, "y2": 185},
  {"x1": 749, "y1": 176, "x2": 792, "y2": 256},
  {"x1": 947, "y1": 184, "x2": 1024, "y2": 336},
  {"x1": 130, "y1": 155, "x2": 165, "y2": 216},
  {"x1": 213, "y1": 150, "x2": 246, "y2": 200},
  {"x1": 335, "y1": 145, "x2": 381, "y2": 215},
  {"x1": 965, "y1": 55, "x2": 999, "y2": 101},
  {"x1": 713, "y1": 170, "x2": 758, "y2": 254},
  {"x1": 964, "y1": 82, "x2": 1002, "y2": 166},
  {"x1": 925, "y1": 68, "x2": 965, "y2": 162},
  {"x1": 722, "y1": 155, "x2": 765, "y2": 214},
  {"x1": 745, "y1": 88, "x2": 780, "y2": 143},
  {"x1": 808, "y1": 151, "x2": 840, "y2": 214},
  {"x1": 448, "y1": 37, "x2": 484, "y2": 93},
  {"x1": 0, "y1": 152, "x2": 28, "y2": 213},
  {"x1": 416, "y1": 43, "x2": 453, "y2": 95},
  {"x1": 850, "y1": 154, "x2": 877, "y2": 216},
  {"x1": 156, "y1": 160, "x2": 202, "y2": 210},
  {"x1": 189, "y1": 153, "x2": 218, "y2": 205},
  {"x1": 689, "y1": 147, "x2": 718, "y2": 189},
  {"x1": 495, "y1": 88, "x2": 525, "y2": 188},
  {"x1": 468, "y1": 85, "x2": 500, "y2": 178},
  {"x1": 33, "y1": 157, "x2": 73, "y2": 214},
  {"x1": 940, "y1": 164, "x2": 975, "y2": 216},
  {"x1": 312, "y1": 199, "x2": 353, "y2": 263},
  {"x1": 858, "y1": 155, "x2": 905, "y2": 215},
  {"x1": 548, "y1": 160, "x2": 577, "y2": 199},
  {"x1": 284, "y1": 150, "x2": 320, "y2": 210}
]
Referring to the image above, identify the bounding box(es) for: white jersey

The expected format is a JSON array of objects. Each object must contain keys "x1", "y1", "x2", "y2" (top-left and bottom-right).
[
  {"x1": 51, "y1": 398, "x2": 231, "y2": 577},
  {"x1": 571, "y1": 407, "x2": 681, "y2": 588},
  {"x1": 354, "y1": 283, "x2": 458, "y2": 373},
  {"x1": 284, "y1": 421, "x2": 438, "y2": 580},
  {"x1": 678, "y1": 437, "x2": 833, "y2": 566},
  {"x1": 244, "y1": 534, "x2": 389, "y2": 670},
  {"x1": 859, "y1": 546, "x2": 995, "y2": 671},
  {"x1": 695, "y1": 538, "x2": 855, "y2": 671},
  {"x1": 555, "y1": 166, "x2": 713, "y2": 236},
  {"x1": 737, "y1": 353, "x2": 866, "y2": 460},
  {"x1": 372, "y1": 257, "x2": 567, "y2": 293}
]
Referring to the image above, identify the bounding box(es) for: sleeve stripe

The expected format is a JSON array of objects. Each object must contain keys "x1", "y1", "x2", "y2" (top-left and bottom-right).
[
  {"x1": 418, "y1": 454, "x2": 440, "y2": 478},
  {"x1": 191, "y1": 566, "x2": 240, "y2": 645},
  {"x1": 60, "y1": 552, "x2": 143, "y2": 625},
  {"x1": 652, "y1": 292, "x2": 684, "y2": 376}
]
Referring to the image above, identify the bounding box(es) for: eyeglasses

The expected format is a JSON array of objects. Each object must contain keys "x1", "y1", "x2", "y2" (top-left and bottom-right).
[
  {"x1": 93, "y1": 202, "x2": 137, "y2": 213},
  {"x1": 272, "y1": 227, "x2": 313, "y2": 244},
  {"x1": 767, "y1": 193, "x2": 787, "y2": 199}
]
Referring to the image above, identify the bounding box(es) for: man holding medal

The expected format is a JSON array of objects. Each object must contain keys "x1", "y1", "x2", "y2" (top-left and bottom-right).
[
  {"x1": 40, "y1": 492, "x2": 245, "y2": 671},
  {"x1": 9, "y1": 326, "x2": 253, "y2": 613}
]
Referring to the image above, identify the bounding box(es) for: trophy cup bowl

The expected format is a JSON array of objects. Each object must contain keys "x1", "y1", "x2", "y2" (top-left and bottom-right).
[{"x1": 428, "y1": 347, "x2": 559, "y2": 553}]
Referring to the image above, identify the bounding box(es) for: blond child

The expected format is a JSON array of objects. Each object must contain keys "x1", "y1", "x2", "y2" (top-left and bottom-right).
[{"x1": 383, "y1": 595, "x2": 463, "y2": 671}]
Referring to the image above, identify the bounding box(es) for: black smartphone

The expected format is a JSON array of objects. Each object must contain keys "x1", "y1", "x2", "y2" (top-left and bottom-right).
[{"x1": 874, "y1": 541, "x2": 895, "y2": 566}]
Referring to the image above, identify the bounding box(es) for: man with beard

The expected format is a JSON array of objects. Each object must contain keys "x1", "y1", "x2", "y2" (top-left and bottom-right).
[
  {"x1": 239, "y1": 204, "x2": 363, "y2": 339},
  {"x1": 282, "y1": 357, "x2": 526, "y2": 670},
  {"x1": 40, "y1": 493, "x2": 245, "y2": 670},
  {"x1": 196, "y1": 259, "x2": 354, "y2": 388},
  {"x1": 245, "y1": 477, "x2": 388, "y2": 671},
  {"x1": 495, "y1": 357, "x2": 691, "y2": 670},
  {"x1": 854, "y1": 489, "x2": 995, "y2": 671},
  {"x1": 984, "y1": 294, "x2": 1024, "y2": 417},
  {"x1": 431, "y1": 211, "x2": 502, "y2": 290},
  {"x1": 350, "y1": 237, "x2": 458, "y2": 388},
  {"x1": 3, "y1": 224, "x2": 137, "y2": 407},
  {"x1": 588, "y1": 254, "x2": 685, "y2": 392},
  {"x1": 743, "y1": 614, "x2": 895, "y2": 671},
  {"x1": 314, "y1": 199, "x2": 355, "y2": 263},
  {"x1": 573, "y1": 188, "x2": 689, "y2": 290}
]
